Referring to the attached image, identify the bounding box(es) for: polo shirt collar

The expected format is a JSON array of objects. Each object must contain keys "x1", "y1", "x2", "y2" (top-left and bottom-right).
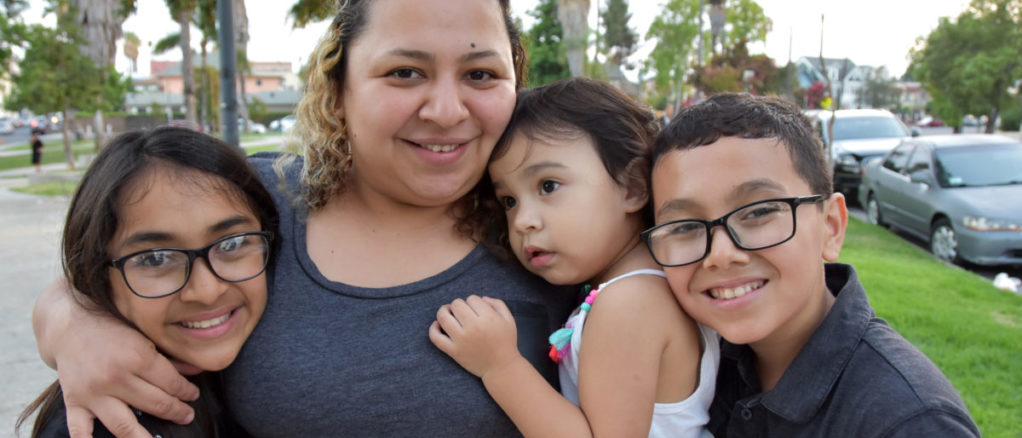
[{"x1": 722, "y1": 263, "x2": 875, "y2": 422}]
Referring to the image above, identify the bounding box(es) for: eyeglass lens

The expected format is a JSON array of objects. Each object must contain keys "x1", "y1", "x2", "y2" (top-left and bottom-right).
[
  {"x1": 647, "y1": 200, "x2": 796, "y2": 266},
  {"x1": 121, "y1": 233, "x2": 269, "y2": 297}
]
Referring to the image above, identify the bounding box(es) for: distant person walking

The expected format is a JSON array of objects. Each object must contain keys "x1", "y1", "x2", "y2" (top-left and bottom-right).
[{"x1": 30, "y1": 130, "x2": 44, "y2": 172}]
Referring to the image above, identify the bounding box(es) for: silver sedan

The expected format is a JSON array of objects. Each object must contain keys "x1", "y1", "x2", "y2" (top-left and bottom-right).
[{"x1": 858, "y1": 134, "x2": 1022, "y2": 266}]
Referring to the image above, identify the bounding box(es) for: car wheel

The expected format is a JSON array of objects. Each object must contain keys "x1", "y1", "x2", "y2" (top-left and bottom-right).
[
  {"x1": 866, "y1": 194, "x2": 884, "y2": 226},
  {"x1": 930, "y1": 218, "x2": 960, "y2": 264}
]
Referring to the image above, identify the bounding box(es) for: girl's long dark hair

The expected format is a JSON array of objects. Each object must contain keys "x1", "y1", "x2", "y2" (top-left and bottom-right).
[{"x1": 16, "y1": 126, "x2": 278, "y2": 437}]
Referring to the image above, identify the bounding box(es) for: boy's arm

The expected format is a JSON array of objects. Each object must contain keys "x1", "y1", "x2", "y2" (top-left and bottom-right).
[
  {"x1": 429, "y1": 295, "x2": 593, "y2": 438},
  {"x1": 33, "y1": 278, "x2": 200, "y2": 438}
]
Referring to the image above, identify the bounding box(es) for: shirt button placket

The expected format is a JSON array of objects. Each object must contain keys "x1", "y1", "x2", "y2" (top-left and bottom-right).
[{"x1": 741, "y1": 407, "x2": 753, "y2": 421}]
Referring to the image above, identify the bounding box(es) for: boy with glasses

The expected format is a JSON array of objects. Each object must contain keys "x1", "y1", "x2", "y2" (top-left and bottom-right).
[{"x1": 645, "y1": 93, "x2": 978, "y2": 436}]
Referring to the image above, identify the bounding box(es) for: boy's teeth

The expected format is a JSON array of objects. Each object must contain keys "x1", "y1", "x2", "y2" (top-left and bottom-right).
[
  {"x1": 181, "y1": 312, "x2": 231, "y2": 329},
  {"x1": 709, "y1": 281, "x2": 764, "y2": 300},
  {"x1": 420, "y1": 144, "x2": 458, "y2": 152}
]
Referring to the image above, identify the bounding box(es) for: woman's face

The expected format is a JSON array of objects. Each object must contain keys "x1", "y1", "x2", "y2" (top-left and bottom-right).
[
  {"x1": 336, "y1": 0, "x2": 517, "y2": 208},
  {"x1": 107, "y1": 167, "x2": 267, "y2": 373}
]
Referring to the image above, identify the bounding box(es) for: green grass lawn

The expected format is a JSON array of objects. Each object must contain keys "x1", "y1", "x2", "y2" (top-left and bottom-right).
[{"x1": 839, "y1": 219, "x2": 1022, "y2": 437}]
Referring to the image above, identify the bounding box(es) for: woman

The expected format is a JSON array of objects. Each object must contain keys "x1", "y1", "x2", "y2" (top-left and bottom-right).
[{"x1": 32, "y1": 0, "x2": 573, "y2": 436}]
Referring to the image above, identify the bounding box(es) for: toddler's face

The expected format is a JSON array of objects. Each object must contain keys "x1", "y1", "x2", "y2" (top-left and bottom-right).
[
  {"x1": 489, "y1": 131, "x2": 646, "y2": 286},
  {"x1": 650, "y1": 136, "x2": 846, "y2": 348}
]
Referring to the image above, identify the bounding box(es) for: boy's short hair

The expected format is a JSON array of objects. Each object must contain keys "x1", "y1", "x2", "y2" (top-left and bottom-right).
[{"x1": 652, "y1": 93, "x2": 833, "y2": 196}]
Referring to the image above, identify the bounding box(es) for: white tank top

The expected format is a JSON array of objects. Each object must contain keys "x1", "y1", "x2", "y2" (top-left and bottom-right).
[{"x1": 552, "y1": 269, "x2": 719, "y2": 438}]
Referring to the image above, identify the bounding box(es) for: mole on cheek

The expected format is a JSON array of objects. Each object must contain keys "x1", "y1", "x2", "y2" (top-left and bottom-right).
[{"x1": 471, "y1": 42, "x2": 476, "y2": 48}]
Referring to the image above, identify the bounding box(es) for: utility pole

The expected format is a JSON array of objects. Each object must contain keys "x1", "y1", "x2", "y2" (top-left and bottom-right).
[{"x1": 217, "y1": 0, "x2": 240, "y2": 149}]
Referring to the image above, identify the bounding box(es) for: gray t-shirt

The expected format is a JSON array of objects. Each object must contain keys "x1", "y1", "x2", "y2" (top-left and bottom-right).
[{"x1": 224, "y1": 153, "x2": 574, "y2": 437}]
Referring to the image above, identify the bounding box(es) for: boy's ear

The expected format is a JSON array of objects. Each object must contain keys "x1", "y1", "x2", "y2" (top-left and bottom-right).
[
  {"x1": 821, "y1": 193, "x2": 848, "y2": 262},
  {"x1": 620, "y1": 159, "x2": 650, "y2": 214}
]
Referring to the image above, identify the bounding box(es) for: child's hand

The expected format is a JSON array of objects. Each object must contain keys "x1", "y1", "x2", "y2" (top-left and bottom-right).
[{"x1": 429, "y1": 295, "x2": 521, "y2": 379}]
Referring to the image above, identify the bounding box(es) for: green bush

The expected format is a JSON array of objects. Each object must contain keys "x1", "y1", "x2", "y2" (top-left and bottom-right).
[{"x1": 999, "y1": 104, "x2": 1020, "y2": 131}]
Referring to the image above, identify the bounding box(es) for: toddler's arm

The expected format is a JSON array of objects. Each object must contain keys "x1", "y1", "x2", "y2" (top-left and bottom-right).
[
  {"x1": 34, "y1": 278, "x2": 200, "y2": 438},
  {"x1": 429, "y1": 295, "x2": 594, "y2": 437}
]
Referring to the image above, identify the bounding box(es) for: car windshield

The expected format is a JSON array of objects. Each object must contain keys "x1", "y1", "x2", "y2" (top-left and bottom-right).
[
  {"x1": 833, "y1": 116, "x2": 909, "y2": 140},
  {"x1": 935, "y1": 143, "x2": 1022, "y2": 187}
]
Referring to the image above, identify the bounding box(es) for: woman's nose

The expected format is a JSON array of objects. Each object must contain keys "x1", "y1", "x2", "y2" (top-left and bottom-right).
[{"x1": 419, "y1": 79, "x2": 470, "y2": 129}]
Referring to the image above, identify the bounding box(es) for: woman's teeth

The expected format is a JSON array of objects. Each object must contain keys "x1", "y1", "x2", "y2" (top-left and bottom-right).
[
  {"x1": 709, "y1": 281, "x2": 764, "y2": 300},
  {"x1": 420, "y1": 144, "x2": 459, "y2": 152},
  {"x1": 181, "y1": 311, "x2": 232, "y2": 329}
]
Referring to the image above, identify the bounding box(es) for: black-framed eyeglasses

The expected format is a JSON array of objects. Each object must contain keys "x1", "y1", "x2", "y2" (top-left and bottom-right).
[
  {"x1": 109, "y1": 231, "x2": 274, "y2": 299},
  {"x1": 642, "y1": 195, "x2": 825, "y2": 267}
]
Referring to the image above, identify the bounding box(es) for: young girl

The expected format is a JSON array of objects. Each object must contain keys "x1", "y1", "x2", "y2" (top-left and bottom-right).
[
  {"x1": 17, "y1": 126, "x2": 277, "y2": 437},
  {"x1": 430, "y1": 77, "x2": 719, "y2": 437}
]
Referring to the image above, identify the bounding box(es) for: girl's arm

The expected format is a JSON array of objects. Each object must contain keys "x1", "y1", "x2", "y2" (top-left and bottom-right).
[
  {"x1": 429, "y1": 295, "x2": 594, "y2": 437},
  {"x1": 33, "y1": 278, "x2": 200, "y2": 438}
]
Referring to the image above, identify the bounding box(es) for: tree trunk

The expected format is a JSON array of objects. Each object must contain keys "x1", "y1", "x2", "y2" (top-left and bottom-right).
[
  {"x1": 557, "y1": 0, "x2": 589, "y2": 77},
  {"x1": 986, "y1": 108, "x2": 998, "y2": 134},
  {"x1": 92, "y1": 109, "x2": 105, "y2": 150},
  {"x1": 234, "y1": 0, "x2": 250, "y2": 132},
  {"x1": 179, "y1": 9, "x2": 198, "y2": 127},
  {"x1": 70, "y1": 0, "x2": 122, "y2": 151},
  {"x1": 200, "y1": 40, "x2": 209, "y2": 131},
  {"x1": 62, "y1": 107, "x2": 75, "y2": 170}
]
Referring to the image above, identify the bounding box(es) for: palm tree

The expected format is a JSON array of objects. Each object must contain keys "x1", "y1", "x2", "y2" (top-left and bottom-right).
[
  {"x1": 557, "y1": 0, "x2": 590, "y2": 76},
  {"x1": 165, "y1": 0, "x2": 199, "y2": 128},
  {"x1": 233, "y1": 0, "x2": 251, "y2": 132},
  {"x1": 123, "y1": 31, "x2": 140, "y2": 72},
  {"x1": 68, "y1": 0, "x2": 124, "y2": 149}
]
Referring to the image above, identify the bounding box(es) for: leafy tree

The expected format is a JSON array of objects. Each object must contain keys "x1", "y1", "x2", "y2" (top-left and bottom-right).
[
  {"x1": 123, "y1": 31, "x2": 140, "y2": 72},
  {"x1": 287, "y1": 0, "x2": 332, "y2": 28},
  {"x1": 911, "y1": 0, "x2": 1021, "y2": 133},
  {"x1": 692, "y1": 41, "x2": 779, "y2": 96},
  {"x1": 0, "y1": 0, "x2": 29, "y2": 80},
  {"x1": 524, "y1": 0, "x2": 570, "y2": 86},
  {"x1": 646, "y1": 0, "x2": 701, "y2": 109},
  {"x1": 600, "y1": 0, "x2": 636, "y2": 67},
  {"x1": 6, "y1": 24, "x2": 102, "y2": 168},
  {"x1": 722, "y1": 0, "x2": 770, "y2": 50},
  {"x1": 859, "y1": 67, "x2": 901, "y2": 110}
]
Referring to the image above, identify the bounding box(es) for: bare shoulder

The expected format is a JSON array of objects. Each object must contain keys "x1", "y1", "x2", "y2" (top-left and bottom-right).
[{"x1": 586, "y1": 274, "x2": 698, "y2": 343}]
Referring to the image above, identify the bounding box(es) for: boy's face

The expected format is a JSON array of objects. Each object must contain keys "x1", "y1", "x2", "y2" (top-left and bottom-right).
[{"x1": 650, "y1": 136, "x2": 847, "y2": 349}]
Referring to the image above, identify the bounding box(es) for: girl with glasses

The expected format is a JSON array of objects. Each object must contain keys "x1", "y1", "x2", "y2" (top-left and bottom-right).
[
  {"x1": 18, "y1": 126, "x2": 277, "y2": 437},
  {"x1": 430, "y1": 78, "x2": 718, "y2": 437}
]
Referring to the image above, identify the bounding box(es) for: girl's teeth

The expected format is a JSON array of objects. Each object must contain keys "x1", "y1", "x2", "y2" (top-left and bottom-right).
[
  {"x1": 710, "y1": 281, "x2": 764, "y2": 300},
  {"x1": 181, "y1": 312, "x2": 231, "y2": 329},
  {"x1": 421, "y1": 144, "x2": 458, "y2": 152}
]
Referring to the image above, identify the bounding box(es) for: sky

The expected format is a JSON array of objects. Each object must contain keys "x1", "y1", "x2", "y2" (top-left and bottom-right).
[{"x1": 23, "y1": 0, "x2": 974, "y2": 79}]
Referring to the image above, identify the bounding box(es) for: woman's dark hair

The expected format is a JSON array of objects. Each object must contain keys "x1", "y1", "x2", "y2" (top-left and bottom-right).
[
  {"x1": 652, "y1": 93, "x2": 833, "y2": 196},
  {"x1": 17, "y1": 126, "x2": 279, "y2": 437}
]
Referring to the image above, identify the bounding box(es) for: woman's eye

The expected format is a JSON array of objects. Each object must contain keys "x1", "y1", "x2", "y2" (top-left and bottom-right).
[
  {"x1": 217, "y1": 235, "x2": 246, "y2": 252},
  {"x1": 467, "y1": 70, "x2": 494, "y2": 81},
  {"x1": 389, "y1": 68, "x2": 423, "y2": 80},
  {"x1": 500, "y1": 196, "x2": 517, "y2": 210},
  {"x1": 131, "y1": 251, "x2": 180, "y2": 269},
  {"x1": 540, "y1": 180, "x2": 560, "y2": 195}
]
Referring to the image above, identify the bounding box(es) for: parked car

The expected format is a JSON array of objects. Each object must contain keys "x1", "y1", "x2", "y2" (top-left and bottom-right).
[
  {"x1": 814, "y1": 109, "x2": 917, "y2": 201},
  {"x1": 858, "y1": 134, "x2": 1022, "y2": 266},
  {"x1": 0, "y1": 118, "x2": 14, "y2": 135},
  {"x1": 238, "y1": 118, "x2": 267, "y2": 134},
  {"x1": 270, "y1": 114, "x2": 297, "y2": 133},
  {"x1": 916, "y1": 116, "x2": 944, "y2": 127}
]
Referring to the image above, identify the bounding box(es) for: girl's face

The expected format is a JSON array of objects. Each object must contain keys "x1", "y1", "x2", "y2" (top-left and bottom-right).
[
  {"x1": 107, "y1": 167, "x2": 267, "y2": 373},
  {"x1": 490, "y1": 131, "x2": 647, "y2": 286},
  {"x1": 336, "y1": 0, "x2": 517, "y2": 208}
]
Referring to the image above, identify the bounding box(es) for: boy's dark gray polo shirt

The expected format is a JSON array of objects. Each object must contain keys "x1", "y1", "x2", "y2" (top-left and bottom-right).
[{"x1": 708, "y1": 263, "x2": 980, "y2": 437}]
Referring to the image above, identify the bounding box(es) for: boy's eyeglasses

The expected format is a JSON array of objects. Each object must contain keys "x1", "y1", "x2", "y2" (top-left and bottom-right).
[
  {"x1": 109, "y1": 231, "x2": 274, "y2": 298},
  {"x1": 642, "y1": 195, "x2": 825, "y2": 267}
]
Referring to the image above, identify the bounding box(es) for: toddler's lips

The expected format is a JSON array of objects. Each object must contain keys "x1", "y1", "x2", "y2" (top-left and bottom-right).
[{"x1": 525, "y1": 246, "x2": 554, "y2": 268}]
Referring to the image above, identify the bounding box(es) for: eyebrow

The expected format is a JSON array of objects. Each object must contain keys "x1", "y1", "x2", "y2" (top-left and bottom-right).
[
  {"x1": 384, "y1": 49, "x2": 501, "y2": 64},
  {"x1": 119, "y1": 215, "x2": 255, "y2": 249},
  {"x1": 655, "y1": 178, "x2": 788, "y2": 221}
]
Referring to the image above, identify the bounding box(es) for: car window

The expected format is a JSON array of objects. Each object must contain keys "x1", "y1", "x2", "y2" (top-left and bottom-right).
[
  {"x1": 833, "y1": 116, "x2": 909, "y2": 140},
  {"x1": 882, "y1": 144, "x2": 914, "y2": 173},
  {"x1": 935, "y1": 143, "x2": 1022, "y2": 187},
  {"x1": 906, "y1": 146, "x2": 932, "y2": 175}
]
